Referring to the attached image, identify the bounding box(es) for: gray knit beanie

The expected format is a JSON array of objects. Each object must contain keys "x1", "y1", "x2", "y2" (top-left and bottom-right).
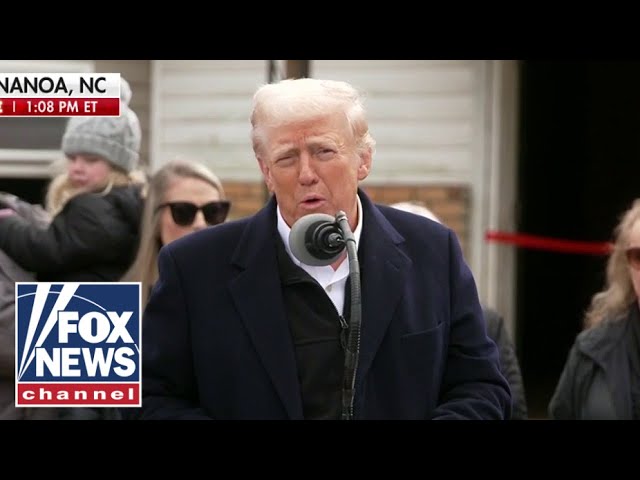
[{"x1": 61, "y1": 77, "x2": 141, "y2": 173}]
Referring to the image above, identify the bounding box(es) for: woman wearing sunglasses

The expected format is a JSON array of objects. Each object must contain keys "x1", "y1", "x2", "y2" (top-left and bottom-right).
[
  {"x1": 549, "y1": 199, "x2": 640, "y2": 419},
  {"x1": 123, "y1": 159, "x2": 230, "y2": 306}
]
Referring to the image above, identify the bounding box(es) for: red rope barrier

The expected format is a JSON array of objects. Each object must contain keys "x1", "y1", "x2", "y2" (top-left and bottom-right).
[{"x1": 485, "y1": 230, "x2": 613, "y2": 256}]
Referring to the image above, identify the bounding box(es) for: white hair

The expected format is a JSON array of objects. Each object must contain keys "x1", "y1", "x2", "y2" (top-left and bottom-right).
[{"x1": 250, "y1": 77, "x2": 376, "y2": 157}]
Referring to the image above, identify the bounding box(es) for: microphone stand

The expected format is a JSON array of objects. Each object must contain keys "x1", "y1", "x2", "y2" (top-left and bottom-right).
[{"x1": 334, "y1": 211, "x2": 361, "y2": 421}]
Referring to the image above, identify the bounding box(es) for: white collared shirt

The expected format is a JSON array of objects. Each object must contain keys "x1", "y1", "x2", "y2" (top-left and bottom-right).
[{"x1": 277, "y1": 196, "x2": 363, "y2": 315}]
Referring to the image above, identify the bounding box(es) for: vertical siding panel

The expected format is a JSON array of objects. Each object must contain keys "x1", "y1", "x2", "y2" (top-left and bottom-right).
[{"x1": 154, "y1": 60, "x2": 269, "y2": 180}]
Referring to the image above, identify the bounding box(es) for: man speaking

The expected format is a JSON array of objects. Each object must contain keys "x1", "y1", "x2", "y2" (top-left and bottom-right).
[{"x1": 135, "y1": 77, "x2": 511, "y2": 420}]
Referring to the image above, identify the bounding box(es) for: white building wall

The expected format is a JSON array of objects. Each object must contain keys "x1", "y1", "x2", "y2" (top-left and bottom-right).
[{"x1": 151, "y1": 60, "x2": 272, "y2": 178}]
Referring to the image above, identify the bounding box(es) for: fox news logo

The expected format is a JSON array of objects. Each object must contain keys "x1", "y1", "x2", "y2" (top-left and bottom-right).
[{"x1": 15, "y1": 282, "x2": 141, "y2": 407}]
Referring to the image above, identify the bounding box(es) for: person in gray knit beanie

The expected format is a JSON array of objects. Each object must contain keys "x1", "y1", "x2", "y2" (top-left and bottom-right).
[{"x1": 61, "y1": 77, "x2": 141, "y2": 173}]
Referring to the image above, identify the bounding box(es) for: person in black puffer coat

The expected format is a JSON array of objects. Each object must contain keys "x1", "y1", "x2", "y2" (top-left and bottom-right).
[{"x1": 0, "y1": 77, "x2": 146, "y2": 420}]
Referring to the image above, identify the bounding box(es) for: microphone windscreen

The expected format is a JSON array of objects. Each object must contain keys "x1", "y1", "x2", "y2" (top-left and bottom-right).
[{"x1": 289, "y1": 213, "x2": 342, "y2": 266}]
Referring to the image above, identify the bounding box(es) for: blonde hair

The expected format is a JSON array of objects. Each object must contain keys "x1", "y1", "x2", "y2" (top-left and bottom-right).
[
  {"x1": 584, "y1": 199, "x2": 640, "y2": 328},
  {"x1": 250, "y1": 78, "x2": 376, "y2": 158},
  {"x1": 122, "y1": 159, "x2": 226, "y2": 306},
  {"x1": 45, "y1": 160, "x2": 146, "y2": 216}
]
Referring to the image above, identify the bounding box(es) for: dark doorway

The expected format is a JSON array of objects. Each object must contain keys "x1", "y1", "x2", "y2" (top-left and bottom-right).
[{"x1": 516, "y1": 61, "x2": 640, "y2": 418}]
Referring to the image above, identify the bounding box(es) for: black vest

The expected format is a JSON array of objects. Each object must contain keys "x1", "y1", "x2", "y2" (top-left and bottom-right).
[{"x1": 275, "y1": 236, "x2": 350, "y2": 420}]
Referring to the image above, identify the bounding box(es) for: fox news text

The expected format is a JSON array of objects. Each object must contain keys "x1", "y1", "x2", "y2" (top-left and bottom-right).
[
  {"x1": 0, "y1": 73, "x2": 121, "y2": 117},
  {"x1": 15, "y1": 282, "x2": 141, "y2": 407}
]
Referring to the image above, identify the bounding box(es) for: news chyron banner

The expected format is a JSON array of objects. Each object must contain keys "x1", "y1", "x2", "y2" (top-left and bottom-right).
[
  {"x1": 15, "y1": 283, "x2": 141, "y2": 408},
  {"x1": 0, "y1": 73, "x2": 121, "y2": 117}
]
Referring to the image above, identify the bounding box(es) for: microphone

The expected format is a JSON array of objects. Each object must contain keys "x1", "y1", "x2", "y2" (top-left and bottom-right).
[
  {"x1": 289, "y1": 213, "x2": 345, "y2": 266},
  {"x1": 289, "y1": 210, "x2": 362, "y2": 420}
]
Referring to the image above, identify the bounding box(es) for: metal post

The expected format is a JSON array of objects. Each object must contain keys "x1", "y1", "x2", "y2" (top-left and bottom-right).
[
  {"x1": 267, "y1": 60, "x2": 278, "y2": 83},
  {"x1": 286, "y1": 60, "x2": 310, "y2": 79}
]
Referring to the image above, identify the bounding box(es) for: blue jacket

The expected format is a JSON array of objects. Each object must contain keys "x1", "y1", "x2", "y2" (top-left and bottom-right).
[{"x1": 138, "y1": 190, "x2": 511, "y2": 420}]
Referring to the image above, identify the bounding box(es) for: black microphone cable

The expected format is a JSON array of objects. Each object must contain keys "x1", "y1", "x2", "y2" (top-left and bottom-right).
[
  {"x1": 335, "y1": 210, "x2": 361, "y2": 421},
  {"x1": 288, "y1": 210, "x2": 362, "y2": 420}
]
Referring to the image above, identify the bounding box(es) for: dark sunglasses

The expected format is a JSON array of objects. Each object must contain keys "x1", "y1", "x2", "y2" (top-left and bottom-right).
[
  {"x1": 156, "y1": 201, "x2": 231, "y2": 227},
  {"x1": 625, "y1": 246, "x2": 640, "y2": 270},
  {"x1": 626, "y1": 247, "x2": 640, "y2": 270}
]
